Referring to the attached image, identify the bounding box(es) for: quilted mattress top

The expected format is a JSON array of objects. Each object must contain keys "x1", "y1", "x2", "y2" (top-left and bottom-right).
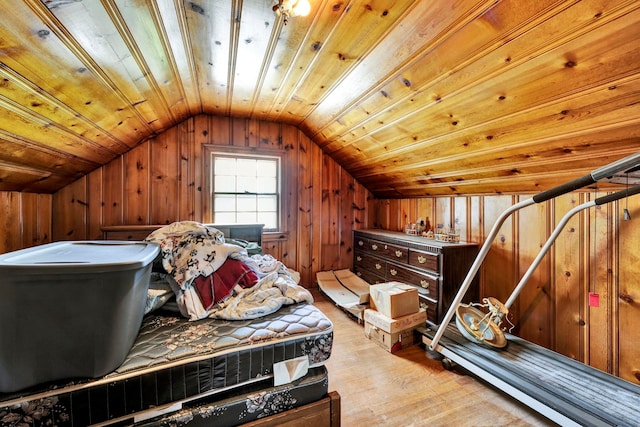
[{"x1": 113, "y1": 302, "x2": 334, "y2": 375}]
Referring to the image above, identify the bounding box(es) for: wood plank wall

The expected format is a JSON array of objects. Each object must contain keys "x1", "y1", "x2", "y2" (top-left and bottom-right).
[
  {"x1": 0, "y1": 191, "x2": 51, "y2": 253},
  {"x1": 371, "y1": 192, "x2": 640, "y2": 385},
  {"x1": 50, "y1": 114, "x2": 371, "y2": 288},
  {"x1": 3, "y1": 113, "x2": 637, "y2": 385}
]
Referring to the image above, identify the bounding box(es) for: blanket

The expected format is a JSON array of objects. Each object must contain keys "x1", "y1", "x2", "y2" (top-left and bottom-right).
[
  {"x1": 144, "y1": 221, "x2": 312, "y2": 321},
  {"x1": 208, "y1": 271, "x2": 313, "y2": 320},
  {"x1": 145, "y1": 221, "x2": 241, "y2": 289},
  {"x1": 193, "y1": 258, "x2": 259, "y2": 310},
  {"x1": 147, "y1": 270, "x2": 313, "y2": 321}
]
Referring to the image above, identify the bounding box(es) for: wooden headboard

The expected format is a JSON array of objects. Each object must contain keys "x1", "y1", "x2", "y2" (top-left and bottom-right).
[{"x1": 101, "y1": 223, "x2": 264, "y2": 245}]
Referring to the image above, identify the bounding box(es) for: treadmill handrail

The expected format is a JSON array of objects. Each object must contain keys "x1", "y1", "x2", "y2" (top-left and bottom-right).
[{"x1": 428, "y1": 151, "x2": 640, "y2": 351}]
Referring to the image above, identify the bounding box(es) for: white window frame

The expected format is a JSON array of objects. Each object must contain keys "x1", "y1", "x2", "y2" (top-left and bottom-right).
[{"x1": 203, "y1": 146, "x2": 282, "y2": 231}]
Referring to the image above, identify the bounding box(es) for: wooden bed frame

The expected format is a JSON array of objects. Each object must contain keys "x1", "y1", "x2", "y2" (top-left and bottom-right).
[
  {"x1": 101, "y1": 222, "x2": 341, "y2": 426},
  {"x1": 246, "y1": 391, "x2": 341, "y2": 426},
  {"x1": 101, "y1": 223, "x2": 264, "y2": 245}
]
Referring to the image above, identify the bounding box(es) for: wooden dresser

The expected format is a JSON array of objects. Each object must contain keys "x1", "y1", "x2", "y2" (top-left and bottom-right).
[{"x1": 353, "y1": 229, "x2": 479, "y2": 324}]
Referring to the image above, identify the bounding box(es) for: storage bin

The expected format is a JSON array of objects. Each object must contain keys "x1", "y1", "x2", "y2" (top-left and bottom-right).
[{"x1": 0, "y1": 241, "x2": 159, "y2": 392}]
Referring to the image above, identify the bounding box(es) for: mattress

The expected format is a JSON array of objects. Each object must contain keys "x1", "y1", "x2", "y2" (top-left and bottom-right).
[
  {"x1": 137, "y1": 366, "x2": 329, "y2": 426},
  {"x1": 0, "y1": 303, "x2": 333, "y2": 427}
]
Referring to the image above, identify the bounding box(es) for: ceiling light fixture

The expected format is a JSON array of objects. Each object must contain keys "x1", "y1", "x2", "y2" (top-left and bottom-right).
[{"x1": 272, "y1": 0, "x2": 311, "y2": 25}]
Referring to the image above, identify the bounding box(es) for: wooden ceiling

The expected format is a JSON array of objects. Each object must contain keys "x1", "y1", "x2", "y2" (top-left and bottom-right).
[{"x1": 1, "y1": 0, "x2": 639, "y2": 196}]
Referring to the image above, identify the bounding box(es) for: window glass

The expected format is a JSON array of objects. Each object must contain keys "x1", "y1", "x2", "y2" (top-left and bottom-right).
[
  {"x1": 214, "y1": 175, "x2": 236, "y2": 192},
  {"x1": 237, "y1": 176, "x2": 257, "y2": 193},
  {"x1": 214, "y1": 194, "x2": 236, "y2": 211},
  {"x1": 257, "y1": 195, "x2": 277, "y2": 211}
]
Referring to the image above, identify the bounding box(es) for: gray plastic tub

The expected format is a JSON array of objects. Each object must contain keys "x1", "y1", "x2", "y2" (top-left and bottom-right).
[{"x1": 0, "y1": 240, "x2": 160, "y2": 392}]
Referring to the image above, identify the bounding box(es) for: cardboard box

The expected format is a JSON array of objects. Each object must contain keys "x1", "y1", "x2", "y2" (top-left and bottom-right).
[
  {"x1": 364, "y1": 321, "x2": 417, "y2": 353},
  {"x1": 369, "y1": 282, "x2": 419, "y2": 318},
  {"x1": 333, "y1": 269, "x2": 369, "y2": 304},
  {"x1": 316, "y1": 270, "x2": 368, "y2": 320},
  {"x1": 364, "y1": 308, "x2": 426, "y2": 334}
]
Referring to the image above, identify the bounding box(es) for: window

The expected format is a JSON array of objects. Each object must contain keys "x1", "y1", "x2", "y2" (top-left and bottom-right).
[{"x1": 209, "y1": 151, "x2": 281, "y2": 231}]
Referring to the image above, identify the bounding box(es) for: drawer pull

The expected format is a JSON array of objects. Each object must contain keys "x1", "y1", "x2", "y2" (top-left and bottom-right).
[
  {"x1": 418, "y1": 256, "x2": 427, "y2": 264},
  {"x1": 390, "y1": 269, "x2": 397, "y2": 276},
  {"x1": 356, "y1": 272, "x2": 362, "y2": 276},
  {"x1": 395, "y1": 250, "x2": 403, "y2": 257},
  {"x1": 358, "y1": 240, "x2": 364, "y2": 246},
  {"x1": 372, "y1": 244, "x2": 378, "y2": 251},
  {"x1": 356, "y1": 256, "x2": 362, "y2": 261},
  {"x1": 375, "y1": 263, "x2": 382, "y2": 270},
  {"x1": 420, "y1": 280, "x2": 430, "y2": 290}
]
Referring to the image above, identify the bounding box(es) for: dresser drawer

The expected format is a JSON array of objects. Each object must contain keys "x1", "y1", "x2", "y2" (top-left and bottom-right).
[
  {"x1": 357, "y1": 237, "x2": 409, "y2": 263},
  {"x1": 354, "y1": 250, "x2": 386, "y2": 275},
  {"x1": 419, "y1": 295, "x2": 438, "y2": 324},
  {"x1": 378, "y1": 241, "x2": 408, "y2": 263},
  {"x1": 355, "y1": 235, "x2": 369, "y2": 250},
  {"x1": 385, "y1": 261, "x2": 438, "y2": 299},
  {"x1": 408, "y1": 249, "x2": 439, "y2": 273},
  {"x1": 361, "y1": 238, "x2": 386, "y2": 256},
  {"x1": 354, "y1": 268, "x2": 385, "y2": 285}
]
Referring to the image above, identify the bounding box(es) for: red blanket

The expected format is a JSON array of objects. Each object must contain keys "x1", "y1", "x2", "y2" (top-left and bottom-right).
[{"x1": 193, "y1": 258, "x2": 259, "y2": 310}]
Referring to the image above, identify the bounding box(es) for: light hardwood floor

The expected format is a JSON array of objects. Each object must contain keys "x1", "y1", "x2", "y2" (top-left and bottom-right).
[{"x1": 311, "y1": 290, "x2": 556, "y2": 427}]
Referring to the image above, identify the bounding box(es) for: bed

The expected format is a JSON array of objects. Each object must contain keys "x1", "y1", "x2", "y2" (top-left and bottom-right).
[{"x1": 0, "y1": 223, "x2": 340, "y2": 427}]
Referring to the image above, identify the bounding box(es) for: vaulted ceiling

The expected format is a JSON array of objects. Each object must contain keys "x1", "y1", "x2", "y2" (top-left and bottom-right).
[{"x1": 1, "y1": 0, "x2": 639, "y2": 196}]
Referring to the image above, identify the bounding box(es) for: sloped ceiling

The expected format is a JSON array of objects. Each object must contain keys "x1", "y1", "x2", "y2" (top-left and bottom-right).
[{"x1": 1, "y1": 0, "x2": 639, "y2": 196}]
